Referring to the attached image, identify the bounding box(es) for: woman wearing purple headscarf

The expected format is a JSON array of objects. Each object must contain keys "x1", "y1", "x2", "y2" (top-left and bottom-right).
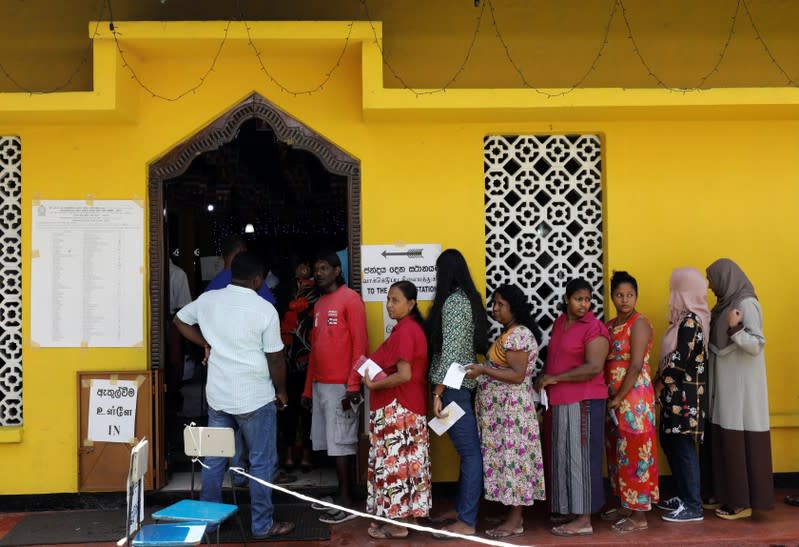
[{"x1": 706, "y1": 259, "x2": 773, "y2": 520}]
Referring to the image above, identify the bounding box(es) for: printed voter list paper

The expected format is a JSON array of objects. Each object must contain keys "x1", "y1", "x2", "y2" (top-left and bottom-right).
[
  {"x1": 428, "y1": 401, "x2": 466, "y2": 436},
  {"x1": 442, "y1": 362, "x2": 467, "y2": 389}
]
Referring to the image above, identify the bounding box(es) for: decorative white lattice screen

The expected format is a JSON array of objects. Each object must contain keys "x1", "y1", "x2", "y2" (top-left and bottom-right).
[
  {"x1": 0, "y1": 137, "x2": 22, "y2": 426},
  {"x1": 484, "y1": 134, "x2": 604, "y2": 370}
]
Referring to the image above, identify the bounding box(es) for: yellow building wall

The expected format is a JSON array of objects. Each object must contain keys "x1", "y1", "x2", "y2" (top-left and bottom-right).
[{"x1": 0, "y1": 22, "x2": 797, "y2": 494}]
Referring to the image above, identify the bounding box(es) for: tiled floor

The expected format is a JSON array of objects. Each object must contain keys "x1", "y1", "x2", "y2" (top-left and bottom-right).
[{"x1": 1, "y1": 492, "x2": 797, "y2": 546}]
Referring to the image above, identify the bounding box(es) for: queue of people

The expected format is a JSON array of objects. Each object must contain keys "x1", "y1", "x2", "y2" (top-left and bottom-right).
[{"x1": 173, "y1": 243, "x2": 774, "y2": 540}]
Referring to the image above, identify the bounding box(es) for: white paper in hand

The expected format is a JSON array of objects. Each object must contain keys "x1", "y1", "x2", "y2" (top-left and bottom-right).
[
  {"x1": 532, "y1": 387, "x2": 549, "y2": 410},
  {"x1": 428, "y1": 401, "x2": 466, "y2": 436},
  {"x1": 442, "y1": 362, "x2": 467, "y2": 389},
  {"x1": 356, "y1": 358, "x2": 385, "y2": 381}
]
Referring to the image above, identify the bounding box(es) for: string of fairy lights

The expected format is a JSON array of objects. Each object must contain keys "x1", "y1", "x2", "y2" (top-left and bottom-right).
[
  {"x1": 616, "y1": 0, "x2": 741, "y2": 92},
  {"x1": 0, "y1": 0, "x2": 797, "y2": 100},
  {"x1": 111, "y1": 8, "x2": 234, "y2": 101},
  {"x1": 360, "y1": 0, "x2": 487, "y2": 96},
  {"x1": 0, "y1": 0, "x2": 107, "y2": 95},
  {"x1": 739, "y1": 0, "x2": 799, "y2": 87},
  {"x1": 486, "y1": 0, "x2": 619, "y2": 98}
]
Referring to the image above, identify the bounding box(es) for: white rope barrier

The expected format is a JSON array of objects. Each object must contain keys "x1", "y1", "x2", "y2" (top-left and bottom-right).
[
  {"x1": 183, "y1": 423, "x2": 534, "y2": 545},
  {"x1": 229, "y1": 466, "x2": 536, "y2": 547}
]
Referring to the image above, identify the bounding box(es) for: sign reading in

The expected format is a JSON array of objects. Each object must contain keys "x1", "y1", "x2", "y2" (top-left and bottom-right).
[
  {"x1": 87, "y1": 379, "x2": 138, "y2": 443},
  {"x1": 361, "y1": 244, "x2": 441, "y2": 303}
]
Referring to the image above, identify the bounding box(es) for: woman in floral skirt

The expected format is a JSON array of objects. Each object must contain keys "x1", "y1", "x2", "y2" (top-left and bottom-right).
[
  {"x1": 364, "y1": 280, "x2": 431, "y2": 539},
  {"x1": 465, "y1": 284, "x2": 545, "y2": 539}
]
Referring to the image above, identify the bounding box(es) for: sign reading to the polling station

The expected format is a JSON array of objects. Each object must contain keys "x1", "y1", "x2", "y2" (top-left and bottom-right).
[
  {"x1": 361, "y1": 244, "x2": 441, "y2": 303},
  {"x1": 87, "y1": 379, "x2": 138, "y2": 443}
]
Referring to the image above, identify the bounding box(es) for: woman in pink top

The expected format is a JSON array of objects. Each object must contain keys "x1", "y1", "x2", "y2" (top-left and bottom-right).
[{"x1": 536, "y1": 278, "x2": 610, "y2": 537}]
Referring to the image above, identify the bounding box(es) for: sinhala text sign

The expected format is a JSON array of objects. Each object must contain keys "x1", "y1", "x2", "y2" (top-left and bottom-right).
[
  {"x1": 361, "y1": 244, "x2": 441, "y2": 302},
  {"x1": 87, "y1": 379, "x2": 138, "y2": 443}
]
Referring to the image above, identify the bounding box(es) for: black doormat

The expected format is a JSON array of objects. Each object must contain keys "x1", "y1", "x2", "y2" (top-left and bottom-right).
[{"x1": 0, "y1": 503, "x2": 330, "y2": 545}]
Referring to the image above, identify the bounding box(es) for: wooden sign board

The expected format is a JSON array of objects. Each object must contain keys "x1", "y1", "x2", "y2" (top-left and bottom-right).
[{"x1": 78, "y1": 371, "x2": 154, "y2": 492}]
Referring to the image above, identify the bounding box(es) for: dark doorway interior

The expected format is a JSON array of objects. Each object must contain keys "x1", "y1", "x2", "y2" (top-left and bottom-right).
[
  {"x1": 166, "y1": 118, "x2": 349, "y2": 299},
  {"x1": 162, "y1": 118, "x2": 348, "y2": 473}
]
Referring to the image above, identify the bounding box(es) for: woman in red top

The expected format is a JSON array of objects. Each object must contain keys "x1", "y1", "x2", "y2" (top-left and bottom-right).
[
  {"x1": 364, "y1": 281, "x2": 431, "y2": 540},
  {"x1": 536, "y1": 277, "x2": 610, "y2": 537}
]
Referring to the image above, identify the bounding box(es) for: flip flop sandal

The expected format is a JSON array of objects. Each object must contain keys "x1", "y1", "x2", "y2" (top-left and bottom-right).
[
  {"x1": 715, "y1": 506, "x2": 752, "y2": 520},
  {"x1": 549, "y1": 513, "x2": 575, "y2": 525},
  {"x1": 367, "y1": 524, "x2": 409, "y2": 539},
  {"x1": 551, "y1": 525, "x2": 593, "y2": 537},
  {"x1": 612, "y1": 517, "x2": 648, "y2": 533},
  {"x1": 601, "y1": 507, "x2": 631, "y2": 521},
  {"x1": 485, "y1": 525, "x2": 524, "y2": 539},
  {"x1": 432, "y1": 531, "x2": 476, "y2": 540}
]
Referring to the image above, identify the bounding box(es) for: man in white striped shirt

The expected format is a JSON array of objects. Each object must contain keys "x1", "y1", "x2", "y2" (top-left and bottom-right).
[{"x1": 175, "y1": 251, "x2": 295, "y2": 539}]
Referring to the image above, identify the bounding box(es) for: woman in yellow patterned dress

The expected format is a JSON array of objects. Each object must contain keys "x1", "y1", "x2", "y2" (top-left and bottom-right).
[{"x1": 602, "y1": 271, "x2": 659, "y2": 533}]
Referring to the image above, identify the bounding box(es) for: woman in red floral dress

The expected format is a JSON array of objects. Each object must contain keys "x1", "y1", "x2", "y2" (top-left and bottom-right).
[
  {"x1": 364, "y1": 281, "x2": 431, "y2": 539},
  {"x1": 602, "y1": 271, "x2": 659, "y2": 533}
]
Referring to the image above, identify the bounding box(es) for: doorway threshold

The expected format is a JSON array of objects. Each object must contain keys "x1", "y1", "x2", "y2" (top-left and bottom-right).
[{"x1": 161, "y1": 467, "x2": 339, "y2": 493}]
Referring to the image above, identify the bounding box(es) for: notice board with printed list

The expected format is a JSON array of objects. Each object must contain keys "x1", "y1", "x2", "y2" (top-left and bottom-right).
[{"x1": 78, "y1": 371, "x2": 154, "y2": 492}]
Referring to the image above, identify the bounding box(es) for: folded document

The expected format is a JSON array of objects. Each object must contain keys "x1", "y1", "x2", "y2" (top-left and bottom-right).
[
  {"x1": 356, "y1": 357, "x2": 387, "y2": 382},
  {"x1": 428, "y1": 401, "x2": 466, "y2": 436},
  {"x1": 442, "y1": 362, "x2": 467, "y2": 389}
]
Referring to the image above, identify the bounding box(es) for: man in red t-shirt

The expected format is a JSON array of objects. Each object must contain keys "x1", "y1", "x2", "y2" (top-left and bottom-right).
[{"x1": 301, "y1": 251, "x2": 368, "y2": 524}]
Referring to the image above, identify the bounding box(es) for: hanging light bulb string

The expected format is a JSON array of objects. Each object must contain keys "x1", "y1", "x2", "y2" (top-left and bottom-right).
[
  {"x1": 240, "y1": 0, "x2": 355, "y2": 97},
  {"x1": 740, "y1": 0, "x2": 799, "y2": 87},
  {"x1": 0, "y1": 0, "x2": 106, "y2": 95},
  {"x1": 108, "y1": 0, "x2": 233, "y2": 101},
  {"x1": 617, "y1": 0, "x2": 742, "y2": 92},
  {"x1": 360, "y1": 0, "x2": 486, "y2": 96},
  {"x1": 486, "y1": 0, "x2": 618, "y2": 98},
  {"x1": 0, "y1": 0, "x2": 797, "y2": 99}
]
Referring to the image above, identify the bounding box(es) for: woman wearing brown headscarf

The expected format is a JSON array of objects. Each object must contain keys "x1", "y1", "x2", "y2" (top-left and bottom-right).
[{"x1": 706, "y1": 258, "x2": 773, "y2": 520}]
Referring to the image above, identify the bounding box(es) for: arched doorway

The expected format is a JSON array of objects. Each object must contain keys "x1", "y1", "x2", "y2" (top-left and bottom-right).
[{"x1": 147, "y1": 93, "x2": 362, "y2": 485}]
